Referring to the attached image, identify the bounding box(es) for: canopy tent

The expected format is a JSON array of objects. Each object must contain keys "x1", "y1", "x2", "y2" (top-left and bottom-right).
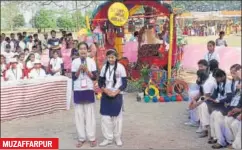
[{"x1": 194, "y1": 16, "x2": 230, "y2": 21}]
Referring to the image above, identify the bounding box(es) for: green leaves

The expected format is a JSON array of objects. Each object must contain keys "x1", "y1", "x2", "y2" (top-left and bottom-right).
[
  {"x1": 56, "y1": 15, "x2": 75, "y2": 30},
  {"x1": 13, "y1": 14, "x2": 25, "y2": 28},
  {"x1": 34, "y1": 9, "x2": 57, "y2": 29}
]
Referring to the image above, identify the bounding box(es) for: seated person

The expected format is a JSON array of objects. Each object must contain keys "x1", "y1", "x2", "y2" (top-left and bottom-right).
[
  {"x1": 28, "y1": 60, "x2": 46, "y2": 79},
  {"x1": 5, "y1": 58, "x2": 23, "y2": 81},
  {"x1": 49, "y1": 50, "x2": 64, "y2": 76}
]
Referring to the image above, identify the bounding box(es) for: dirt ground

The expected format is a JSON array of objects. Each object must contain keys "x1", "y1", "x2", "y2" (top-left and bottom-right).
[
  {"x1": 1, "y1": 93, "x2": 214, "y2": 149},
  {"x1": 1, "y1": 71, "x2": 217, "y2": 149}
]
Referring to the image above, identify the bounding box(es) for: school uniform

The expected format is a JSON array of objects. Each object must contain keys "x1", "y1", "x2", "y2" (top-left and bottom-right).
[
  {"x1": 198, "y1": 73, "x2": 217, "y2": 130},
  {"x1": 1, "y1": 64, "x2": 7, "y2": 81},
  {"x1": 215, "y1": 38, "x2": 227, "y2": 47},
  {"x1": 223, "y1": 80, "x2": 241, "y2": 147},
  {"x1": 27, "y1": 41, "x2": 34, "y2": 52},
  {"x1": 204, "y1": 51, "x2": 220, "y2": 63},
  {"x1": 28, "y1": 68, "x2": 46, "y2": 79},
  {"x1": 50, "y1": 57, "x2": 64, "y2": 76},
  {"x1": 232, "y1": 120, "x2": 241, "y2": 149},
  {"x1": 188, "y1": 83, "x2": 200, "y2": 124},
  {"x1": 10, "y1": 40, "x2": 17, "y2": 52},
  {"x1": 5, "y1": 67, "x2": 23, "y2": 81},
  {"x1": 26, "y1": 61, "x2": 35, "y2": 70},
  {"x1": 3, "y1": 52, "x2": 15, "y2": 64},
  {"x1": 19, "y1": 41, "x2": 26, "y2": 50},
  {"x1": 209, "y1": 80, "x2": 232, "y2": 146},
  {"x1": 98, "y1": 63, "x2": 127, "y2": 145},
  {"x1": 71, "y1": 57, "x2": 97, "y2": 142}
]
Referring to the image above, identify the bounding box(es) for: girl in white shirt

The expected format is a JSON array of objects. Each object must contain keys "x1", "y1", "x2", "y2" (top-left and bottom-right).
[
  {"x1": 26, "y1": 53, "x2": 35, "y2": 70},
  {"x1": 28, "y1": 60, "x2": 46, "y2": 79},
  {"x1": 5, "y1": 58, "x2": 23, "y2": 81},
  {"x1": 50, "y1": 50, "x2": 64, "y2": 76},
  {"x1": 72, "y1": 42, "x2": 98, "y2": 148},
  {"x1": 98, "y1": 49, "x2": 127, "y2": 147}
]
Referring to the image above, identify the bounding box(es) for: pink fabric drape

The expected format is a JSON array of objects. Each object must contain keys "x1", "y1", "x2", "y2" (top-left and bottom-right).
[{"x1": 123, "y1": 41, "x2": 138, "y2": 62}]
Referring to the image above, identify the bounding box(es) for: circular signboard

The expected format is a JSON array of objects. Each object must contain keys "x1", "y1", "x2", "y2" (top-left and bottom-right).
[{"x1": 108, "y1": 2, "x2": 129, "y2": 26}]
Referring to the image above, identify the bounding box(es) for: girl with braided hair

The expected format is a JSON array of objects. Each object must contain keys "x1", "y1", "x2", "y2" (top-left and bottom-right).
[{"x1": 98, "y1": 49, "x2": 127, "y2": 147}]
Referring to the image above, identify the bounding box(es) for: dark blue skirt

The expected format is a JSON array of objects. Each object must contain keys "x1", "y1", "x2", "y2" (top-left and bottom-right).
[
  {"x1": 100, "y1": 93, "x2": 123, "y2": 117},
  {"x1": 74, "y1": 90, "x2": 95, "y2": 104}
]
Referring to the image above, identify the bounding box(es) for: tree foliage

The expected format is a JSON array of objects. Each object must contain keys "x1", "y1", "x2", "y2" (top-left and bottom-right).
[
  {"x1": 56, "y1": 15, "x2": 75, "y2": 30},
  {"x1": 13, "y1": 14, "x2": 25, "y2": 27},
  {"x1": 34, "y1": 9, "x2": 57, "y2": 29},
  {"x1": 1, "y1": 1, "x2": 21, "y2": 30}
]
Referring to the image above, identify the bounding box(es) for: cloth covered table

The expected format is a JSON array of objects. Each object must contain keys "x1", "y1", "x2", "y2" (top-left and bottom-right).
[{"x1": 1, "y1": 76, "x2": 72, "y2": 121}]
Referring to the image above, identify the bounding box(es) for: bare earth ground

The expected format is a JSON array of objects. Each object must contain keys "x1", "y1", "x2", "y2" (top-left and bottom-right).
[
  {"x1": 1, "y1": 71, "x2": 214, "y2": 149},
  {"x1": 2, "y1": 93, "x2": 213, "y2": 149}
]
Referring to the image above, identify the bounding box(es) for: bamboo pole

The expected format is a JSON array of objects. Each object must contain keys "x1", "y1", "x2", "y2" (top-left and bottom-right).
[{"x1": 167, "y1": 13, "x2": 174, "y2": 94}]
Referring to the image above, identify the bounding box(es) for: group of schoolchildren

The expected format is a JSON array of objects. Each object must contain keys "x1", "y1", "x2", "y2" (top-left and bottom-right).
[
  {"x1": 0, "y1": 30, "x2": 85, "y2": 81},
  {"x1": 185, "y1": 40, "x2": 241, "y2": 149},
  {"x1": 1, "y1": 31, "x2": 128, "y2": 148}
]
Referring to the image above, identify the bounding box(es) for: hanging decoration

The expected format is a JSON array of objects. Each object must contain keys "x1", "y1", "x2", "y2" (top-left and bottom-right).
[{"x1": 128, "y1": 19, "x2": 136, "y2": 32}]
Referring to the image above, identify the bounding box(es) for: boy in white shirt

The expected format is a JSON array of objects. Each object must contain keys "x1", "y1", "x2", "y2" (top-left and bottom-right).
[
  {"x1": 32, "y1": 46, "x2": 41, "y2": 60},
  {"x1": 5, "y1": 58, "x2": 23, "y2": 81},
  {"x1": 26, "y1": 35, "x2": 34, "y2": 52},
  {"x1": 3, "y1": 44, "x2": 15, "y2": 64},
  {"x1": 28, "y1": 60, "x2": 46, "y2": 79},
  {"x1": 204, "y1": 41, "x2": 220, "y2": 63},
  {"x1": 50, "y1": 50, "x2": 64, "y2": 76}
]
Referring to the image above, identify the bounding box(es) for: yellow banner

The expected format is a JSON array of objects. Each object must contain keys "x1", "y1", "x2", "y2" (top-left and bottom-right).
[{"x1": 108, "y1": 2, "x2": 129, "y2": 26}]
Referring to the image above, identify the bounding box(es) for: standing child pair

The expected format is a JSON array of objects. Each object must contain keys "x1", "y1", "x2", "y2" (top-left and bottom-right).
[{"x1": 72, "y1": 44, "x2": 127, "y2": 148}]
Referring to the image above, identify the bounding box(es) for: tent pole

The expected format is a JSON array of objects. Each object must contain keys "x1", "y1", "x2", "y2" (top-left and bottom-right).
[{"x1": 167, "y1": 13, "x2": 174, "y2": 94}]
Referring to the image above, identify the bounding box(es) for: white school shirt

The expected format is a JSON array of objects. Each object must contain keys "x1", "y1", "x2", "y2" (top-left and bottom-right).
[
  {"x1": 19, "y1": 41, "x2": 26, "y2": 50},
  {"x1": 100, "y1": 63, "x2": 127, "y2": 92},
  {"x1": 26, "y1": 61, "x2": 35, "y2": 69},
  {"x1": 29, "y1": 68, "x2": 46, "y2": 79},
  {"x1": 3, "y1": 52, "x2": 15, "y2": 64},
  {"x1": 5, "y1": 67, "x2": 23, "y2": 81},
  {"x1": 10, "y1": 41, "x2": 15, "y2": 52},
  {"x1": 27, "y1": 41, "x2": 34, "y2": 51},
  {"x1": 203, "y1": 73, "x2": 217, "y2": 95},
  {"x1": 230, "y1": 80, "x2": 241, "y2": 106},
  {"x1": 204, "y1": 52, "x2": 220, "y2": 63},
  {"x1": 1, "y1": 41, "x2": 7, "y2": 53},
  {"x1": 18, "y1": 62, "x2": 24, "y2": 70},
  {"x1": 1, "y1": 64, "x2": 7, "y2": 77},
  {"x1": 34, "y1": 53, "x2": 41, "y2": 60},
  {"x1": 50, "y1": 57, "x2": 63, "y2": 76},
  {"x1": 216, "y1": 80, "x2": 232, "y2": 101},
  {"x1": 72, "y1": 57, "x2": 97, "y2": 91}
]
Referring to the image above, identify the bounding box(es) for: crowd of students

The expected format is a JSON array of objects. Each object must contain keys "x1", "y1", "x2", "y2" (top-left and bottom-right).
[
  {"x1": 0, "y1": 31, "x2": 128, "y2": 148},
  {"x1": 185, "y1": 40, "x2": 241, "y2": 149},
  {"x1": 0, "y1": 30, "x2": 97, "y2": 81}
]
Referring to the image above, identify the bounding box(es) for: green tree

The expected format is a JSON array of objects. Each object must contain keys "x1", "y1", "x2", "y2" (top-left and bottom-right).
[
  {"x1": 13, "y1": 14, "x2": 25, "y2": 28},
  {"x1": 56, "y1": 15, "x2": 75, "y2": 30},
  {"x1": 34, "y1": 9, "x2": 57, "y2": 32},
  {"x1": 1, "y1": 1, "x2": 21, "y2": 31},
  {"x1": 72, "y1": 10, "x2": 86, "y2": 31}
]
